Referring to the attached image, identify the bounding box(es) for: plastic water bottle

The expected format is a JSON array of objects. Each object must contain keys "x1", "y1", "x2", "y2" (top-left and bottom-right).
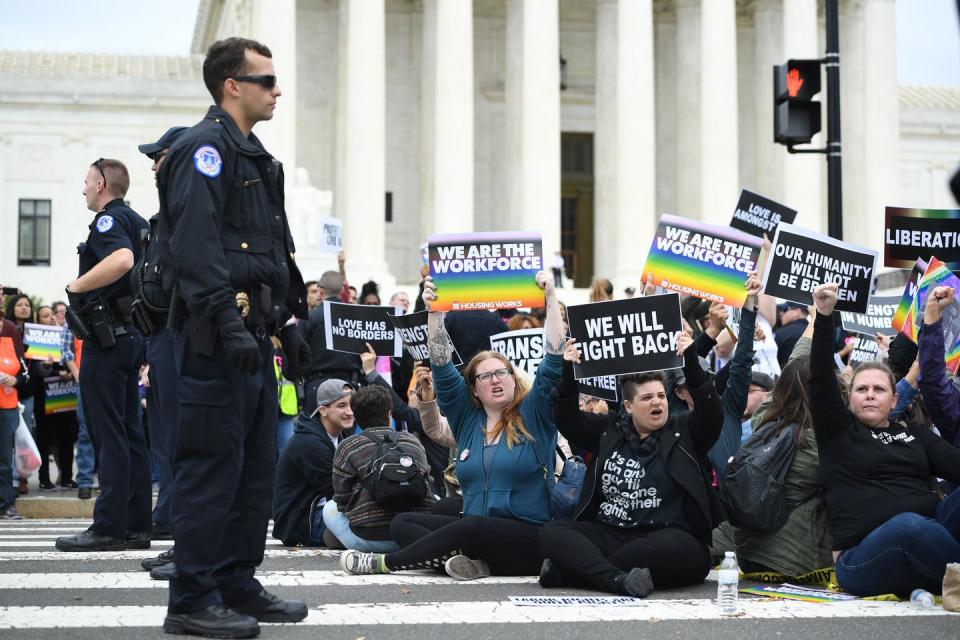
[
  {"x1": 910, "y1": 589, "x2": 935, "y2": 609},
  {"x1": 717, "y1": 551, "x2": 740, "y2": 615}
]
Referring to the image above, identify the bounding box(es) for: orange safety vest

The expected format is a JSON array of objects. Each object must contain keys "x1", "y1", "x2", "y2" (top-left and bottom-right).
[
  {"x1": 0, "y1": 336, "x2": 20, "y2": 409},
  {"x1": 74, "y1": 338, "x2": 83, "y2": 370}
]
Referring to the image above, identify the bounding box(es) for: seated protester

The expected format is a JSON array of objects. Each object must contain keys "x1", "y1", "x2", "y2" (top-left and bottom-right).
[
  {"x1": 271, "y1": 380, "x2": 356, "y2": 547},
  {"x1": 727, "y1": 355, "x2": 834, "y2": 580},
  {"x1": 538, "y1": 332, "x2": 723, "y2": 597},
  {"x1": 340, "y1": 271, "x2": 565, "y2": 580},
  {"x1": 811, "y1": 282, "x2": 960, "y2": 597},
  {"x1": 323, "y1": 386, "x2": 435, "y2": 553}
]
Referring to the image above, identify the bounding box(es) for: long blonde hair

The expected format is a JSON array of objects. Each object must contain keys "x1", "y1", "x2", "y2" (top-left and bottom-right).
[{"x1": 464, "y1": 351, "x2": 532, "y2": 448}]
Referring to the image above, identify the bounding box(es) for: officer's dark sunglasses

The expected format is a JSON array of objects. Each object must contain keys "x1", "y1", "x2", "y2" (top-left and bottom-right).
[
  {"x1": 232, "y1": 74, "x2": 277, "y2": 90},
  {"x1": 93, "y1": 158, "x2": 107, "y2": 189}
]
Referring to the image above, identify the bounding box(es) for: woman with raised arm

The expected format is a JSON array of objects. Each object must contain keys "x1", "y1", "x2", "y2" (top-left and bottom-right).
[
  {"x1": 340, "y1": 271, "x2": 566, "y2": 580},
  {"x1": 810, "y1": 282, "x2": 960, "y2": 597}
]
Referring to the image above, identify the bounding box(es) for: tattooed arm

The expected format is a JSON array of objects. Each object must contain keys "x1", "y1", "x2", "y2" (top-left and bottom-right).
[
  {"x1": 422, "y1": 277, "x2": 455, "y2": 366},
  {"x1": 538, "y1": 270, "x2": 566, "y2": 355}
]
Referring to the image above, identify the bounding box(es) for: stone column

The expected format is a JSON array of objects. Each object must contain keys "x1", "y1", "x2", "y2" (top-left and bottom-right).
[
  {"x1": 335, "y1": 0, "x2": 392, "y2": 286},
  {"x1": 251, "y1": 0, "x2": 297, "y2": 174},
  {"x1": 420, "y1": 0, "x2": 474, "y2": 237},
  {"x1": 782, "y1": 0, "x2": 823, "y2": 231},
  {"x1": 699, "y1": 0, "x2": 739, "y2": 224},
  {"x1": 839, "y1": 0, "x2": 866, "y2": 245},
  {"x1": 594, "y1": 0, "x2": 656, "y2": 286},
  {"x1": 752, "y1": 0, "x2": 784, "y2": 202},
  {"x1": 674, "y1": 0, "x2": 701, "y2": 218},
  {"x1": 505, "y1": 0, "x2": 561, "y2": 255},
  {"x1": 860, "y1": 0, "x2": 898, "y2": 254}
]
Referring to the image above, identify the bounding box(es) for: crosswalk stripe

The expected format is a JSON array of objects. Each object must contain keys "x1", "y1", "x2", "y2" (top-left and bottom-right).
[
  {"x1": 0, "y1": 570, "x2": 537, "y2": 589},
  {"x1": 0, "y1": 549, "x2": 339, "y2": 560},
  {"x1": 0, "y1": 599, "x2": 952, "y2": 629},
  {"x1": 0, "y1": 539, "x2": 285, "y2": 547}
]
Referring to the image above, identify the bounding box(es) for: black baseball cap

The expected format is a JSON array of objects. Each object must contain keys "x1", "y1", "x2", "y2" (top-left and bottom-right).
[{"x1": 138, "y1": 127, "x2": 187, "y2": 158}]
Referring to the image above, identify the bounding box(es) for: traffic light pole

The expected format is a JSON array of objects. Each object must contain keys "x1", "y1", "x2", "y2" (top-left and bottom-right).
[{"x1": 824, "y1": 0, "x2": 842, "y2": 240}]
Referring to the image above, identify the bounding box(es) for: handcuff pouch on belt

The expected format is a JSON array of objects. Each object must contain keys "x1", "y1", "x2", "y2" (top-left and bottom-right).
[{"x1": 67, "y1": 298, "x2": 117, "y2": 349}]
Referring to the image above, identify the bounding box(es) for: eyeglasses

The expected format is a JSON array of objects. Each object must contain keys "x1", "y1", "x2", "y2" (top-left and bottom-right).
[
  {"x1": 93, "y1": 158, "x2": 107, "y2": 189},
  {"x1": 475, "y1": 368, "x2": 511, "y2": 384},
  {"x1": 232, "y1": 74, "x2": 277, "y2": 90}
]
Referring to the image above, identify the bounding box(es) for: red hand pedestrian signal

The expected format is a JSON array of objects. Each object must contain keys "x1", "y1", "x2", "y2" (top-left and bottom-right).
[{"x1": 787, "y1": 68, "x2": 804, "y2": 98}]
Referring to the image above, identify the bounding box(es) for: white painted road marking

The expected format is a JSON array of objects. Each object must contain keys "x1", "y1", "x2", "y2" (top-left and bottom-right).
[
  {"x1": 0, "y1": 539, "x2": 284, "y2": 547},
  {"x1": 0, "y1": 599, "x2": 955, "y2": 629},
  {"x1": 0, "y1": 570, "x2": 537, "y2": 589},
  {"x1": 0, "y1": 549, "x2": 339, "y2": 561}
]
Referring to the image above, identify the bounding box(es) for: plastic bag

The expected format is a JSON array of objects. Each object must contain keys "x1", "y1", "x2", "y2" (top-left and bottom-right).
[{"x1": 14, "y1": 412, "x2": 41, "y2": 477}]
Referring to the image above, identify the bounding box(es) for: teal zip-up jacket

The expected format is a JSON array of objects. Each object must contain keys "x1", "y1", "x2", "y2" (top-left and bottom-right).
[{"x1": 434, "y1": 352, "x2": 563, "y2": 525}]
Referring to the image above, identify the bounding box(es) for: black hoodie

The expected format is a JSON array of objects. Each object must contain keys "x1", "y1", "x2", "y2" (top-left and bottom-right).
[{"x1": 272, "y1": 412, "x2": 355, "y2": 546}]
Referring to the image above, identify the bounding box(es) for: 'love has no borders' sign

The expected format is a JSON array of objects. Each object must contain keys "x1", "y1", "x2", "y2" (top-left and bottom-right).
[
  {"x1": 567, "y1": 294, "x2": 683, "y2": 378},
  {"x1": 428, "y1": 231, "x2": 543, "y2": 311},
  {"x1": 489, "y1": 328, "x2": 544, "y2": 378},
  {"x1": 730, "y1": 189, "x2": 797, "y2": 238},
  {"x1": 643, "y1": 215, "x2": 761, "y2": 308},
  {"x1": 884, "y1": 207, "x2": 960, "y2": 269},
  {"x1": 323, "y1": 301, "x2": 403, "y2": 357},
  {"x1": 762, "y1": 223, "x2": 878, "y2": 314}
]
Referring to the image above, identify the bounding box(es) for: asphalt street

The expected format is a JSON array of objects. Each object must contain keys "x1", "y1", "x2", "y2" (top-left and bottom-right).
[{"x1": 0, "y1": 519, "x2": 956, "y2": 640}]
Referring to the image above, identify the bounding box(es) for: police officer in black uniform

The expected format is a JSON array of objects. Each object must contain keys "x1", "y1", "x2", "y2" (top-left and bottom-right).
[
  {"x1": 156, "y1": 37, "x2": 309, "y2": 638},
  {"x1": 55, "y1": 159, "x2": 152, "y2": 552}
]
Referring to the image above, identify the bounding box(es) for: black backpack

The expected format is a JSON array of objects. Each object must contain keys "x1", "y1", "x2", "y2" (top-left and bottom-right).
[
  {"x1": 360, "y1": 431, "x2": 431, "y2": 507},
  {"x1": 719, "y1": 420, "x2": 800, "y2": 531}
]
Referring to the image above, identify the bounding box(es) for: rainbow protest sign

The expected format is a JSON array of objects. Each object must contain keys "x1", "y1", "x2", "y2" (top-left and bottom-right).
[
  {"x1": 642, "y1": 215, "x2": 762, "y2": 308},
  {"x1": 428, "y1": 231, "x2": 544, "y2": 312},
  {"x1": 899, "y1": 257, "x2": 960, "y2": 373},
  {"x1": 891, "y1": 258, "x2": 927, "y2": 338},
  {"x1": 43, "y1": 376, "x2": 77, "y2": 415},
  {"x1": 22, "y1": 323, "x2": 62, "y2": 361}
]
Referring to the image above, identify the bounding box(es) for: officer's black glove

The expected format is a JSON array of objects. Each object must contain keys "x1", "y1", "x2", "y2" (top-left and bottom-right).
[
  {"x1": 64, "y1": 286, "x2": 85, "y2": 310},
  {"x1": 278, "y1": 322, "x2": 310, "y2": 380},
  {"x1": 219, "y1": 319, "x2": 262, "y2": 375}
]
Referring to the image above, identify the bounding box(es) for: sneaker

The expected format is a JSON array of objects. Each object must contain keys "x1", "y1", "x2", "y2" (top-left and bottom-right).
[
  {"x1": 56, "y1": 529, "x2": 126, "y2": 552},
  {"x1": 59, "y1": 480, "x2": 79, "y2": 489},
  {"x1": 444, "y1": 555, "x2": 490, "y2": 581},
  {"x1": 2, "y1": 507, "x2": 23, "y2": 520},
  {"x1": 150, "y1": 562, "x2": 177, "y2": 581},
  {"x1": 538, "y1": 558, "x2": 571, "y2": 589},
  {"x1": 162, "y1": 604, "x2": 259, "y2": 639},
  {"x1": 77, "y1": 486, "x2": 92, "y2": 500},
  {"x1": 39, "y1": 480, "x2": 56, "y2": 491},
  {"x1": 142, "y1": 548, "x2": 176, "y2": 571},
  {"x1": 611, "y1": 567, "x2": 654, "y2": 598},
  {"x1": 230, "y1": 588, "x2": 308, "y2": 623},
  {"x1": 339, "y1": 550, "x2": 388, "y2": 575}
]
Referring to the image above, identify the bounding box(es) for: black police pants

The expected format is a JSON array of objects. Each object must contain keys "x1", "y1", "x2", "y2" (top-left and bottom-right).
[
  {"x1": 79, "y1": 328, "x2": 151, "y2": 539},
  {"x1": 145, "y1": 328, "x2": 177, "y2": 530},
  {"x1": 168, "y1": 327, "x2": 276, "y2": 614}
]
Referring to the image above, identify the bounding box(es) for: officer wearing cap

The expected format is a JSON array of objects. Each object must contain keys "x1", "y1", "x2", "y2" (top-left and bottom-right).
[
  {"x1": 55, "y1": 159, "x2": 151, "y2": 552},
  {"x1": 155, "y1": 37, "x2": 309, "y2": 637},
  {"x1": 272, "y1": 379, "x2": 356, "y2": 548},
  {"x1": 133, "y1": 127, "x2": 186, "y2": 580}
]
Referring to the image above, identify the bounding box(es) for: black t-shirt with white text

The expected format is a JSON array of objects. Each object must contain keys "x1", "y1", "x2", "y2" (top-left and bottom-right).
[{"x1": 596, "y1": 439, "x2": 685, "y2": 529}]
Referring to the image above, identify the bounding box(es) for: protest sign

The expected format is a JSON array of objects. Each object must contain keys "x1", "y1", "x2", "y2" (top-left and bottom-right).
[
  {"x1": 489, "y1": 329, "x2": 544, "y2": 378},
  {"x1": 892, "y1": 258, "x2": 927, "y2": 336},
  {"x1": 323, "y1": 301, "x2": 402, "y2": 357},
  {"x1": 849, "y1": 337, "x2": 880, "y2": 365},
  {"x1": 839, "y1": 295, "x2": 898, "y2": 337},
  {"x1": 43, "y1": 376, "x2": 77, "y2": 414},
  {"x1": 642, "y1": 215, "x2": 761, "y2": 308},
  {"x1": 730, "y1": 189, "x2": 797, "y2": 238},
  {"x1": 762, "y1": 223, "x2": 878, "y2": 313},
  {"x1": 428, "y1": 231, "x2": 544, "y2": 311},
  {"x1": 22, "y1": 323, "x2": 62, "y2": 361},
  {"x1": 884, "y1": 206, "x2": 960, "y2": 269},
  {"x1": 900, "y1": 257, "x2": 960, "y2": 373},
  {"x1": 387, "y1": 310, "x2": 462, "y2": 366},
  {"x1": 567, "y1": 294, "x2": 683, "y2": 378},
  {"x1": 317, "y1": 217, "x2": 343, "y2": 254},
  {"x1": 738, "y1": 584, "x2": 857, "y2": 604},
  {"x1": 577, "y1": 376, "x2": 619, "y2": 403}
]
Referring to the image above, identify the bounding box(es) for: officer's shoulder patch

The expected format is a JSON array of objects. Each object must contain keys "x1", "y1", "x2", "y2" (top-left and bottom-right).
[
  {"x1": 96, "y1": 215, "x2": 115, "y2": 233},
  {"x1": 193, "y1": 145, "x2": 222, "y2": 178}
]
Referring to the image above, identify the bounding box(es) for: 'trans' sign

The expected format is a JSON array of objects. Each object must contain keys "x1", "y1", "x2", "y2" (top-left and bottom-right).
[
  {"x1": 567, "y1": 294, "x2": 683, "y2": 378},
  {"x1": 730, "y1": 189, "x2": 797, "y2": 238},
  {"x1": 761, "y1": 223, "x2": 878, "y2": 313},
  {"x1": 323, "y1": 301, "x2": 403, "y2": 357},
  {"x1": 489, "y1": 328, "x2": 544, "y2": 378},
  {"x1": 429, "y1": 231, "x2": 544, "y2": 312},
  {"x1": 643, "y1": 215, "x2": 761, "y2": 308}
]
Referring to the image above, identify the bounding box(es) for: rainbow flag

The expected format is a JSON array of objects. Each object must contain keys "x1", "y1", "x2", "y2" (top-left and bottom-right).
[
  {"x1": 904, "y1": 257, "x2": 960, "y2": 373},
  {"x1": 429, "y1": 231, "x2": 544, "y2": 312},
  {"x1": 22, "y1": 323, "x2": 63, "y2": 361},
  {"x1": 643, "y1": 215, "x2": 762, "y2": 308},
  {"x1": 892, "y1": 258, "x2": 927, "y2": 337}
]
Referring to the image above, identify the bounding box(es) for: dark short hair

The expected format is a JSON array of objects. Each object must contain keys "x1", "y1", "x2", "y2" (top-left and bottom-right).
[
  {"x1": 95, "y1": 159, "x2": 130, "y2": 197},
  {"x1": 203, "y1": 37, "x2": 273, "y2": 104},
  {"x1": 51, "y1": 300, "x2": 67, "y2": 311},
  {"x1": 620, "y1": 371, "x2": 668, "y2": 402},
  {"x1": 304, "y1": 281, "x2": 318, "y2": 289},
  {"x1": 350, "y1": 385, "x2": 392, "y2": 428}
]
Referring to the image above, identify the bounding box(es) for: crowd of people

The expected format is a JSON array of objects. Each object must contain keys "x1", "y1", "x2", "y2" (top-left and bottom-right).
[{"x1": 1, "y1": 35, "x2": 959, "y2": 639}]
